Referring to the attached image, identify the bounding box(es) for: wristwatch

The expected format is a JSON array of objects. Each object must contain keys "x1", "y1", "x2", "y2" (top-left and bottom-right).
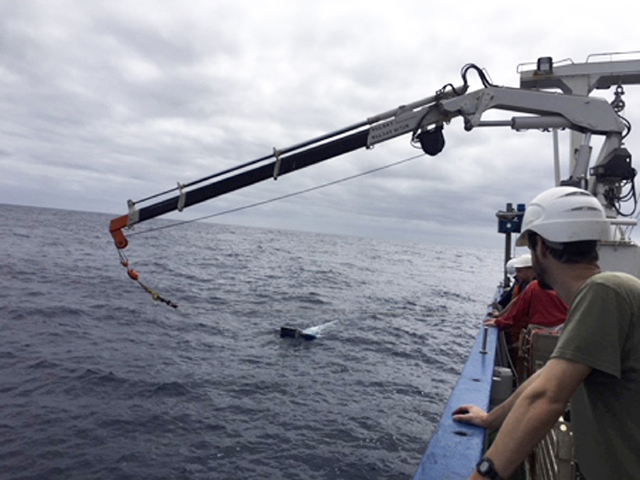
[{"x1": 476, "y1": 457, "x2": 502, "y2": 479}]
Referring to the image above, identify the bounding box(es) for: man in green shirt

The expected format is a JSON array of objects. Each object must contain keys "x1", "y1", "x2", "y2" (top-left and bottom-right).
[{"x1": 452, "y1": 186, "x2": 640, "y2": 479}]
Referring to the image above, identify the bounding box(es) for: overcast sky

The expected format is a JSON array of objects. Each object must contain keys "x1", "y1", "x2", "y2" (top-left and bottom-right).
[{"x1": 3, "y1": 0, "x2": 640, "y2": 250}]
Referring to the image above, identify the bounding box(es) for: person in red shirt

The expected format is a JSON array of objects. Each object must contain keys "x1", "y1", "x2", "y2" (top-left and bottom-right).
[
  {"x1": 486, "y1": 279, "x2": 568, "y2": 348},
  {"x1": 493, "y1": 254, "x2": 536, "y2": 315}
]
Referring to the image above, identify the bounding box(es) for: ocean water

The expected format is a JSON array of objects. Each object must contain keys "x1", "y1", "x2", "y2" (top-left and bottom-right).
[{"x1": 0, "y1": 204, "x2": 502, "y2": 479}]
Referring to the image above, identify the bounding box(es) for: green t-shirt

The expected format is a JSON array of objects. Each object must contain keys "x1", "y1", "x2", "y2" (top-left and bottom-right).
[{"x1": 551, "y1": 272, "x2": 640, "y2": 479}]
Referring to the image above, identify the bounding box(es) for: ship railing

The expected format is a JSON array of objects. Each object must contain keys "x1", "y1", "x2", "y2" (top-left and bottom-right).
[{"x1": 412, "y1": 324, "x2": 500, "y2": 479}]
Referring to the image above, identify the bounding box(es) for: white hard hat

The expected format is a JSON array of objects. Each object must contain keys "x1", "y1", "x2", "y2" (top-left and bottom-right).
[
  {"x1": 516, "y1": 186, "x2": 610, "y2": 247},
  {"x1": 512, "y1": 254, "x2": 532, "y2": 269},
  {"x1": 505, "y1": 258, "x2": 517, "y2": 276}
]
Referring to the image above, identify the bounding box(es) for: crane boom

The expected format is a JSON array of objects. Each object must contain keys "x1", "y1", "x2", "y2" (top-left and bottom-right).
[{"x1": 109, "y1": 56, "x2": 640, "y2": 251}]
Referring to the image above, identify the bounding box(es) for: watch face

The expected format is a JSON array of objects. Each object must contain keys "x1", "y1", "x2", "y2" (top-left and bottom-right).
[{"x1": 478, "y1": 459, "x2": 491, "y2": 473}]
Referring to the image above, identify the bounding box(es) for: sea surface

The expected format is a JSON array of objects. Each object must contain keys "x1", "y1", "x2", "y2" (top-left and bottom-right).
[{"x1": 0, "y1": 204, "x2": 502, "y2": 479}]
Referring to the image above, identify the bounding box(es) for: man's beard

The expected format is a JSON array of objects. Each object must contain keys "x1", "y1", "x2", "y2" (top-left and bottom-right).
[
  {"x1": 532, "y1": 250, "x2": 554, "y2": 290},
  {"x1": 534, "y1": 260, "x2": 554, "y2": 290}
]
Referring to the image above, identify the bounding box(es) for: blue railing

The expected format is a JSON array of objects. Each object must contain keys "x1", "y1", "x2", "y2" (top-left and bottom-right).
[{"x1": 413, "y1": 325, "x2": 498, "y2": 479}]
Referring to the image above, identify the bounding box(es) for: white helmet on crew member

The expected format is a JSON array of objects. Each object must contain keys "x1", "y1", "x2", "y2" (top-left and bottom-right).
[
  {"x1": 505, "y1": 258, "x2": 517, "y2": 276},
  {"x1": 516, "y1": 186, "x2": 610, "y2": 247},
  {"x1": 512, "y1": 254, "x2": 532, "y2": 269}
]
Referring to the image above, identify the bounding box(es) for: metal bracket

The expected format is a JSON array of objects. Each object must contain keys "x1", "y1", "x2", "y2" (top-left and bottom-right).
[
  {"x1": 273, "y1": 148, "x2": 282, "y2": 180},
  {"x1": 127, "y1": 199, "x2": 139, "y2": 226},
  {"x1": 466, "y1": 90, "x2": 494, "y2": 130},
  {"x1": 177, "y1": 183, "x2": 186, "y2": 212}
]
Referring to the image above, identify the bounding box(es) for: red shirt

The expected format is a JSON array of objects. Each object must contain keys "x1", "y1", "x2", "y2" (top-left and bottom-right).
[{"x1": 495, "y1": 280, "x2": 567, "y2": 343}]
